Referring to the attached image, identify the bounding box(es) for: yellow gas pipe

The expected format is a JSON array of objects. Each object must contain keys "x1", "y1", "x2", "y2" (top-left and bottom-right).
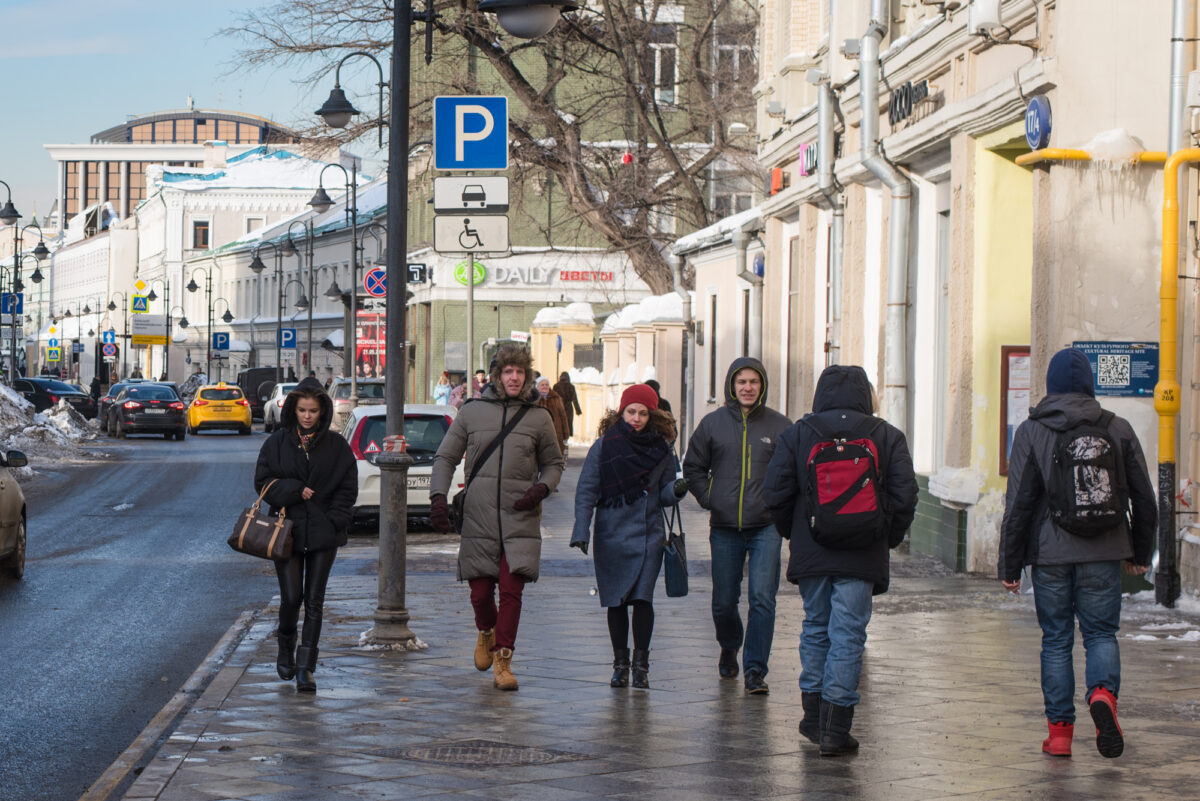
[{"x1": 1015, "y1": 149, "x2": 1168, "y2": 167}]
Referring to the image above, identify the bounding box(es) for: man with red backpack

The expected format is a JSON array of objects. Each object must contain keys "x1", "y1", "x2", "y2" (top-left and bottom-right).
[
  {"x1": 763, "y1": 365, "x2": 918, "y2": 756},
  {"x1": 999, "y1": 347, "x2": 1155, "y2": 759}
]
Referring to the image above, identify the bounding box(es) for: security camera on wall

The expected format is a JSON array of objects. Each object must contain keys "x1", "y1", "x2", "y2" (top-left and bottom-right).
[{"x1": 968, "y1": 0, "x2": 1001, "y2": 34}]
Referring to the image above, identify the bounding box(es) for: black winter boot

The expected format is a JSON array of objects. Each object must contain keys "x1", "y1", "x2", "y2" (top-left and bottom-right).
[
  {"x1": 631, "y1": 648, "x2": 650, "y2": 689},
  {"x1": 819, "y1": 700, "x2": 859, "y2": 756},
  {"x1": 610, "y1": 648, "x2": 631, "y2": 688},
  {"x1": 276, "y1": 632, "x2": 297, "y2": 681},
  {"x1": 798, "y1": 692, "x2": 821, "y2": 743},
  {"x1": 295, "y1": 645, "x2": 318, "y2": 693}
]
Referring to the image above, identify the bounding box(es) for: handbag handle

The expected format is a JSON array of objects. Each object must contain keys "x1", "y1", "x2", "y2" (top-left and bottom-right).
[{"x1": 254, "y1": 479, "x2": 288, "y2": 519}]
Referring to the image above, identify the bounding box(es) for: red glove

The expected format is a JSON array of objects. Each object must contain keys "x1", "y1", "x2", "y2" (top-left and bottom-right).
[
  {"x1": 430, "y1": 493, "x2": 452, "y2": 533},
  {"x1": 513, "y1": 483, "x2": 550, "y2": 511}
]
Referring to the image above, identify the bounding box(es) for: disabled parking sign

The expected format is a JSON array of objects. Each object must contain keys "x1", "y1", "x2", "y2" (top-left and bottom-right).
[{"x1": 433, "y1": 96, "x2": 508, "y2": 171}]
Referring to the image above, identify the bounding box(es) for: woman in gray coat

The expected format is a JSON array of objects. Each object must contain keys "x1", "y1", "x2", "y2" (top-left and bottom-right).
[{"x1": 571, "y1": 384, "x2": 686, "y2": 689}]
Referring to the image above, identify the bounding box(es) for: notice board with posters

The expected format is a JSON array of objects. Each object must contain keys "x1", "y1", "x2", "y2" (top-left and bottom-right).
[
  {"x1": 1000, "y1": 346, "x2": 1031, "y2": 476},
  {"x1": 1071, "y1": 341, "x2": 1159, "y2": 397},
  {"x1": 355, "y1": 309, "x2": 386, "y2": 376}
]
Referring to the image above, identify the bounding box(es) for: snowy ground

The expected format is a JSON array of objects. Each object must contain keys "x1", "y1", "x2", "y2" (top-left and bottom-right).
[{"x1": 0, "y1": 383, "x2": 106, "y2": 480}]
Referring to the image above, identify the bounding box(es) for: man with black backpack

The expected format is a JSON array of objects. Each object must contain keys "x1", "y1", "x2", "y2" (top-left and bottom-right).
[
  {"x1": 763, "y1": 365, "x2": 918, "y2": 756},
  {"x1": 999, "y1": 347, "x2": 1155, "y2": 760}
]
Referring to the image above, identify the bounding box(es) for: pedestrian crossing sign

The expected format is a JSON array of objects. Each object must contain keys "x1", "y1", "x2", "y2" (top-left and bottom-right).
[
  {"x1": 47, "y1": 347, "x2": 61, "y2": 362},
  {"x1": 131, "y1": 295, "x2": 149, "y2": 313}
]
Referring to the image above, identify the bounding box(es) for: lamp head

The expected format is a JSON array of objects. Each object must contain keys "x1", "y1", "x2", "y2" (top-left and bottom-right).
[
  {"x1": 324, "y1": 280, "x2": 344, "y2": 299},
  {"x1": 88, "y1": 329, "x2": 94, "y2": 338},
  {"x1": 186, "y1": 278, "x2": 200, "y2": 293},
  {"x1": 64, "y1": 308, "x2": 72, "y2": 318},
  {"x1": 221, "y1": 310, "x2": 234, "y2": 324},
  {"x1": 295, "y1": 294, "x2": 310, "y2": 311},
  {"x1": 248, "y1": 253, "x2": 266, "y2": 274},
  {"x1": 82, "y1": 304, "x2": 90, "y2": 315},
  {"x1": 30, "y1": 267, "x2": 43, "y2": 284},
  {"x1": 107, "y1": 300, "x2": 116, "y2": 311},
  {"x1": 478, "y1": 0, "x2": 579, "y2": 38},
  {"x1": 179, "y1": 316, "x2": 189, "y2": 329},
  {"x1": 315, "y1": 87, "x2": 360, "y2": 129},
  {"x1": 146, "y1": 288, "x2": 157, "y2": 302},
  {"x1": 281, "y1": 238, "x2": 297, "y2": 257},
  {"x1": 31, "y1": 240, "x2": 50, "y2": 261},
  {"x1": 307, "y1": 187, "x2": 334, "y2": 215},
  {"x1": 0, "y1": 200, "x2": 19, "y2": 226}
]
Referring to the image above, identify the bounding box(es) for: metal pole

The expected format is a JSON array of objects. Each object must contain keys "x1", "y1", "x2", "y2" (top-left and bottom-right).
[
  {"x1": 350, "y1": 165, "x2": 360, "y2": 407},
  {"x1": 165, "y1": 279, "x2": 171, "y2": 380},
  {"x1": 11, "y1": 224, "x2": 18, "y2": 380},
  {"x1": 306, "y1": 222, "x2": 314, "y2": 373},
  {"x1": 206, "y1": 273, "x2": 213, "y2": 377},
  {"x1": 371, "y1": 0, "x2": 415, "y2": 644},
  {"x1": 122, "y1": 297, "x2": 128, "y2": 380},
  {"x1": 466, "y1": 251, "x2": 474, "y2": 386},
  {"x1": 275, "y1": 253, "x2": 282, "y2": 384}
]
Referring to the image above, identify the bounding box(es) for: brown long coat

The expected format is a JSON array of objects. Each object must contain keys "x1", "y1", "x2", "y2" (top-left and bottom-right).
[{"x1": 537, "y1": 388, "x2": 570, "y2": 452}]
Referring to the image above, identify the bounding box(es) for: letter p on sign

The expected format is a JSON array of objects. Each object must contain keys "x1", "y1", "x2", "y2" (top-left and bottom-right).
[{"x1": 434, "y1": 96, "x2": 508, "y2": 171}]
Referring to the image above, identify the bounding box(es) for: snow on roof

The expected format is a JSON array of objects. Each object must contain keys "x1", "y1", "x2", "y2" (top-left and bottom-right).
[
  {"x1": 154, "y1": 146, "x2": 370, "y2": 193},
  {"x1": 531, "y1": 302, "x2": 595, "y2": 328},
  {"x1": 672, "y1": 206, "x2": 762, "y2": 254},
  {"x1": 600, "y1": 293, "x2": 686, "y2": 334},
  {"x1": 569, "y1": 366, "x2": 604, "y2": 385}
]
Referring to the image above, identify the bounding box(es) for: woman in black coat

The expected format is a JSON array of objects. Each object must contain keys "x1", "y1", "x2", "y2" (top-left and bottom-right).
[{"x1": 254, "y1": 377, "x2": 357, "y2": 693}]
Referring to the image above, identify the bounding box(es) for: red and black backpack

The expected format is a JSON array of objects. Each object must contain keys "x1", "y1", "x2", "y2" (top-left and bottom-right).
[{"x1": 802, "y1": 415, "x2": 887, "y2": 550}]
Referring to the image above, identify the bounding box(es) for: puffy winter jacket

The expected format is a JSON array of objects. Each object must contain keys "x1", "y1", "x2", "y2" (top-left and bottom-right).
[
  {"x1": 762, "y1": 365, "x2": 918, "y2": 595},
  {"x1": 683, "y1": 357, "x2": 791, "y2": 530},
  {"x1": 998, "y1": 393, "x2": 1156, "y2": 581}
]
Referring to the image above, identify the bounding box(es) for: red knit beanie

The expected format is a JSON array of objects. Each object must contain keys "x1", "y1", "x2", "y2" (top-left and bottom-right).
[{"x1": 619, "y1": 383, "x2": 659, "y2": 412}]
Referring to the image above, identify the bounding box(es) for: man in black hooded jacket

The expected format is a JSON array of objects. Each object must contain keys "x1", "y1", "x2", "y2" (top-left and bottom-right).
[{"x1": 763, "y1": 365, "x2": 917, "y2": 756}]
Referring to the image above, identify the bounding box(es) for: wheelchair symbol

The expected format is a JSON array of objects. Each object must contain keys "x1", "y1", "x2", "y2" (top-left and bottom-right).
[{"x1": 459, "y1": 218, "x2": 484, "y2": 249}]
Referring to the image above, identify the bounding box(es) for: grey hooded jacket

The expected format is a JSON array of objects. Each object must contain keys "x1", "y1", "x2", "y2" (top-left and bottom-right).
[
  {"x1": 998, "y1": 393, "x2": 1156, "y2": 581},
  {"x1": 683, "y1": 357, "x2": 791, "y2": 530}
]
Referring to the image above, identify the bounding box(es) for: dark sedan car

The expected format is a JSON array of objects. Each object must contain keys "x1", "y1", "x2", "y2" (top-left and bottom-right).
[
  {"x1": 98, "y1": 379, "x2": 150, "y2": 422},
  {"x1": 13, "y1": 378, "x2": 95, "y2": 417},
  {"x1": 106, "y1": 384, "x2": 186, "y2": 440}
]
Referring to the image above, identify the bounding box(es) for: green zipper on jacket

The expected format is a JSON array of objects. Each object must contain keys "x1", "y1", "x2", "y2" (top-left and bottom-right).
[{"x1": 738, "y1": 413, "x2": 748, "y2": 529}]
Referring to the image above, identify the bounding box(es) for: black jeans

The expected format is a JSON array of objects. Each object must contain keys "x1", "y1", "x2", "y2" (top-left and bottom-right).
[{"x1": 275, "y1": 548, "x2": 337, "y2": 647}]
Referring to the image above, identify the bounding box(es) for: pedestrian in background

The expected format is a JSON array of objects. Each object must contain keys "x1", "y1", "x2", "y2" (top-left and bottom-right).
[
  {"x1": 472, "y1": 369, "x2": 487, "y2": 399},
  {"x1": 449, "y1": 376, "x2": 469, "y2": 409},
  {"x1": 429, "y1": 345, "x2": 565, "y2": 691},
  {"x1": 554, "y1": 372, "x2": 583, "y2": 437},
  {"x1": 571, "y1": 384, "x2": 687, "y2": 689},
  {"x1": 763, "y1": 365, "x2": 917, "y2": 756},
  {"x1": 645, "y1": 379, "x2": 672, "y2": 415},
  {"x1": 535, "y1": 376, "x2": 570, "y2": 453},
  {"x1": 683, "y1": 357, "x2": 790, "y2": 694},
  {"x1": 433, "y1": 371, "x2": 452, "y2": 406},
  {"x1": 999, "y1": 347, "x2": 1155, "y2": 759},
  {"x1": 254, "y1": 377, "x2": 358, "y2": 693},
  {"x1": 89, "y1": 374, "x2": 103, "y2": 402}
]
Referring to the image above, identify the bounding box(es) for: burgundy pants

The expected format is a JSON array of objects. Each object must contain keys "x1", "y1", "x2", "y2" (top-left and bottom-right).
[{"x1": 468, "y1": 554, "x2": 526, "y2": 651}]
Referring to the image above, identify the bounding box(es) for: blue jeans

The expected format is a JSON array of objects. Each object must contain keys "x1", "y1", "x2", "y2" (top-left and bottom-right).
[
  {"x1": 1031, "y1": 561, "x2": 1122, "y2": 724},
  {"x1": 795, "y1": 576, "x2": 874, "y2": 707},
  {"x1": 709, "y1": 525, "x2": 782, "y2": 676}
]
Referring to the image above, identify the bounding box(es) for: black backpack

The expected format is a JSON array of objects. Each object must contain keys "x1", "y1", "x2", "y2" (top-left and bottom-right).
[
  {"x1": 801, "y1": 415, "x2": 887, "y2": 550},
  {"x1": 1046, "y1": 410, "x2": 1129, "y2": 536}
]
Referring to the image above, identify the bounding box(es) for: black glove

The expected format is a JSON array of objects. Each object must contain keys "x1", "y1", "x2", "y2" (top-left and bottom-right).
[
  {"x1": 673, "y1": 478, "x2": 690, "y2": 498},
  {"x1": 513, "y1": 483, "x2": 550, "y2": 511},
  {"x1": 570, "y1": 540, "x2": 589, "y2": 556},
  {"x1": 430, "y1": 493, "x2": 452, "y2": 533}
]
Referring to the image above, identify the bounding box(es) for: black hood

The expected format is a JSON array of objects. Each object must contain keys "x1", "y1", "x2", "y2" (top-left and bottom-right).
[
  {"x1": 724, "y1": 356, "x2": 770, "y2": 414},
  {"x1": 280, "y1": 376, "x2": 333, "y2": 433},
  {"x1": 812, "y1": 365, "x2": 874, "y2": 414},
  {"x1": 1028, "y1": 392, "x2": 1104, "y2": 432}
]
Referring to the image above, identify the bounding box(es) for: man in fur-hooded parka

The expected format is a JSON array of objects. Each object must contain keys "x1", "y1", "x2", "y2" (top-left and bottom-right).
[{"x1": 431, "y1": 345, "x2": 565, "y2": 581}]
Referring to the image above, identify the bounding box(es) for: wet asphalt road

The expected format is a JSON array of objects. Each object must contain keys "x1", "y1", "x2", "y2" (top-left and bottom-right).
[{"x1": 0, "y1": 429, "x2": 275, "y2": 801}]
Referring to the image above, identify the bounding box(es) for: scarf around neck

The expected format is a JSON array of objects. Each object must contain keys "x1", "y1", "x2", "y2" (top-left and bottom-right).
[{"x1": 598, "y1": 418, "x2": 670, "y2": 507}]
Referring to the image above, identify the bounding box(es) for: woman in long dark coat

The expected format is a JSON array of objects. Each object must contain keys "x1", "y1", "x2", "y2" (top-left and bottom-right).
[
  {"x1": 571, "y1": 384, "x2": 685, "y2": 689},
  {"x1": 553, "y1": 372, "x2": 583, "y2": 437},
  {"x1": 254, "y1": 377, "x2": 357, "y2": 693}
]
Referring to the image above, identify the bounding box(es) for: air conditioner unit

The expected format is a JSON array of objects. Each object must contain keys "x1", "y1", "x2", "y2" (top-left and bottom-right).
[{"x1": 968, "y1": 0, "x2": 1001, "y2": 34}]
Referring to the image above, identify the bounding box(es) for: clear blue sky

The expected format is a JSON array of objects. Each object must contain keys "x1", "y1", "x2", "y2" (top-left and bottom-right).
[{"x1": 0, "y1": 0, "x2": 375, "y2": 223}]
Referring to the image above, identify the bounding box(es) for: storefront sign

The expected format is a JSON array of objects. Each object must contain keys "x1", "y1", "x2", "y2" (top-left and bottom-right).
[
  {"x1": 559, "y1": 270, "x2": 614, "y2": 282},
  {"x1": 799, "y1": 142, "x2": 818, "y2": 177},
  {"x1": 888, "y1": 80, "x2": 930, "y2": 126},
  {"x1": 1025, "y1": 95, "x2": 1052, "y2": 150},
  {"x1": 454, "y1": 260, "x2": 487, "y2": 286},
  {"x1": 1072, "y1": 341, "x2": 1159, "y2": 397}
]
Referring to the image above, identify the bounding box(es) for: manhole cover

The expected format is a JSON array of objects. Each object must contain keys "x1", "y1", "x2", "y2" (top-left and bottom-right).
[{"x1": 375, "y1": 739, "x2": 594, "y2": 768}]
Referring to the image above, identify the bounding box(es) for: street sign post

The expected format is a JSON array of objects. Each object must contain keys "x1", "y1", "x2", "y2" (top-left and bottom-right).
[
  {"x1": 102, "y1": 330, "x2": 117, "y2": 345},
  {"x1": 433, "y1": 96, "x2": 509, "y2": 170},
  {"x1": 364, "y1": 268, "x2": 387, "y2": 297},
  {"x1": 212, "y1": 332, "x2": 230, "y2": 351},
  {"x1": 433, "y1": 177, "x2": 510, "y2": 213},
  {"x1": 433, "y1": 215, "x2": 510, "y2": 254},
  {"x1": 102, "y1": 343, "x2": 117, "y2": 359},
  {"x1": 130, "y1": 314, "x2": 168, "y2": 345},
  {"x1": 278, "y1": 328, "x2": 297, "y2": 349},
  {"x1": 1, "y1": 293, "x2": 24, "y2": 315}
]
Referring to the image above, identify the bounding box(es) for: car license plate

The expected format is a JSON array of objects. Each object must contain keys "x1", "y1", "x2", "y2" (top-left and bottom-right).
[
  {"x1": 146, "y1": 408, "x2": 166, "y2": 414},
  {"x1": 214, "y1": 405, "x2": 231, "y2": 412},
  {"x1": 407, "y1": 475, "x2": 431, "y2": 490}
]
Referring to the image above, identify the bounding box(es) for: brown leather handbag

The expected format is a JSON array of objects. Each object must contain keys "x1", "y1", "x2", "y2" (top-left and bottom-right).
[{"x1": 228, "y1": 479, "x2": 294, "y2": 560}]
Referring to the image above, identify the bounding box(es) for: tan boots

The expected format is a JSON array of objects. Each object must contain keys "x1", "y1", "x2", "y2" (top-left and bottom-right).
[
  {"x1": 493, "y1": 647, "x2": 519, "y2": 691},
  {"x1": 474, "y1": 629, "x2": 495, "y2": 671}
]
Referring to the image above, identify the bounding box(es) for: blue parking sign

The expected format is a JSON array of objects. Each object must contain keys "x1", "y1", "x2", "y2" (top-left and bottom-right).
[
  {"x1": 212, "y1": 332, "x2": 230, "y2": 351},
  {"x1": 434, "y1": 96, "x2": 508, "y2": 171},
  {"x1": 1, "y1": 292, "x2": 23, "y2": 315},
  {"x1": 278, "y1": 328, "x2": 296, "y2": 349}
]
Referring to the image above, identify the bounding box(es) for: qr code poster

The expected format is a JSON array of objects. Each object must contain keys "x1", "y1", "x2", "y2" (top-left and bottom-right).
[{"x1": 1072, "y1": 341, "x2": 1159, "y2": 397}]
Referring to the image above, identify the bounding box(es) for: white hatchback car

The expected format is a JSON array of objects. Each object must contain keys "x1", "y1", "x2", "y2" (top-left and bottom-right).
[
  {"x1": 262, "y1": 382, "x2": 299, "y2": 432},
  {"x1": 341, "y1": 404, "x2": 465, "y2": 529}
]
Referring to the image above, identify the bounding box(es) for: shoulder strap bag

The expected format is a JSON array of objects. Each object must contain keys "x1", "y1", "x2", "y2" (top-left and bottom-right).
[
  {"x1": 451, "y1": 405, "x2": 531, "y2": 533},
  {"x1": 651, "y1": 451, "x2": 689, "y2": 598},
  {"x1": 228, "y1": 479, "x2": 294, "y2": 561}
]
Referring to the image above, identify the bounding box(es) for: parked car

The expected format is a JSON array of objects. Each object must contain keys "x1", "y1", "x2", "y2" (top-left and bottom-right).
[
  {"x1": 106, "y1": 383, "x2": 187, "y2": 440},
  {"x1": 0, "y1": 449, "x2": 28, "y2": 579},
  {"x1": 67, "y1": 384, "x2": 99, "y2": 419},
  {"x1": 13, "y1": 377, "x2": 95, "y2": 417},
  {"x1": 187, "y1": 383, "x2": 253, "y2": 435},
  {"x1": 329, "y1": 378, "x2": 386, "y2": 426},
  {"x1": 340, "y1": 404, "x2": 465, "y2": 529},
  {"x1": 99, "y1": 379, "x2": 151, "y2": 421},
  {"x1": 262, "y1": 382, "x2": 299, "y2": 432},
  {"x1": 236, "y1": 367, "x2": 280, "y2": 421}
]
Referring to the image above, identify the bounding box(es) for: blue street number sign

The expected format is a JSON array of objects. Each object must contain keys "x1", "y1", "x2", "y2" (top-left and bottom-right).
[
  {"x1": 278, "y1": 328, "x2": 297, "y2": 349},
  {"x1": 102, "y1": 330, "x2": 116, "y2": 344},
  {"x1": 433, "y1": 96, "x2": 509, "y2": 171},
  {"x1": 364, "y1": 268, "x2": 387, "y2": 297},
  {"x1": 1, "y1": 293, "x2": 23, "y2": 315},
  {"x1": 1025, "y1": 95, "x2": 1052, "y2": 150},
  {"x1": 212, "y1": 332, "x2": 230, "y2": 351},
  {"x1": 1071, "y1": 341, "x2": 1159, "y2": 398}
]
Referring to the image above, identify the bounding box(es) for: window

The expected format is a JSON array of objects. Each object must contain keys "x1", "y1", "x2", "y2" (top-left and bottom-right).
[
  {"x1": 192, "y1": 220, "x2": 211, "y2": 249},
  {"x1": 715, "y1": 24, "x2": 757, "y2": 96},
  {"x1": 244, "y1": 216, "x2": 266, "y2": 234},
  {"x1": 713, "y1": 193, "x2": 754, "y2": 220},
  {"x1": 639, "y1": 25, "x2": 678, "y2": 104},
  {"x1": 708, "y1": 294, "x2": 718, "y2": 400}
]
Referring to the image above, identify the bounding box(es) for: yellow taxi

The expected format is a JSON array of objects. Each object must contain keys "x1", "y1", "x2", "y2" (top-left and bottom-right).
[{"x1": 186, "y1": 382, "x2": 253, "y2": 435}]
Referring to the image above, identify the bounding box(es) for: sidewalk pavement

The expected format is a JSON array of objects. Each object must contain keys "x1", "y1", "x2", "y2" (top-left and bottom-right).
[{"x1": 120, "y1": 455, "x2": 1200, "y2": 801}]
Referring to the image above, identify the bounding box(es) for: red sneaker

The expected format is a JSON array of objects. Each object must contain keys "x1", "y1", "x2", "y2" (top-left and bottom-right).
[
  {"x1": 1088, "y1": 687, "x2": 1125, "y2": 758},
  {"x1": 1042, "y1": 721, "x2": 1073, "y2": 757}
]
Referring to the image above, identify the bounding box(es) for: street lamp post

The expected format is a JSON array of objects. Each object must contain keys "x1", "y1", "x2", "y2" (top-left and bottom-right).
[
  {"x1": 146, "y1": 279, "x2": 171, "y2": 380},
  {"x1": 185, "y1": 268, "x2": 215, "y2": 377},
  {"x1": 314, "y1": 0, "x2": 579, "y2": 644},
  {"x1": 212, "y1": 298, "x2": 235, "y2": 380},
  {"x1": 310, "y1": 162, "x2": 359, "y2": 404},
  {"x1": 28, "y1": 259, "x2": 46, "y2": 376},
  {"x1": 106, "y1": 292, "x2": 129, "y2": 380},
  {"x1": 248, "y1": 243, "x2": 283, "y2": 384},
  {"x1": 284, "y1": 220, "x2": 315, "y2": 373}
]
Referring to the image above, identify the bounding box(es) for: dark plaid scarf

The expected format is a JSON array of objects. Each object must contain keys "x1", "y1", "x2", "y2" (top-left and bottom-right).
[{"x1": 598, "y1": 418, "x2": 671, "y2": 508}]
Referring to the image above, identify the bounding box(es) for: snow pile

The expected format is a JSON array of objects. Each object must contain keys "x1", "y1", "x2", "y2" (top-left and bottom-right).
[
  {"x1": 532, "y1": 302, "x2": 595, "y2": 328},
  {"x1": 600, "y1": 293, "x2": 685, "y2": 334},
  {"x1": 0, "y1": 387, "x2": 100, "y2": 468},
  {"x1": 1081, "y1": 129, "x2": 1147, "y2": 169},
  {"x1": 569, "y1": 367, "x2": 604, "y2": 385}
]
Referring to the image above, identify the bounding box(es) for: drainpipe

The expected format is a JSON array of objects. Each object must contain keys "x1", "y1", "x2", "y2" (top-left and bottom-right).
[
  {"x1": 671, "y1": 252, "x2": 693, "y2": 450},
  {"x1": 1169, "y1": 0, "x2": 1190, "y2": 608},
  {"x1": 731, "y1": 229, "x2": 763, "y2": 360},
  {"x1": 860, "y1": 0, "x2": 911, "y2": 434},
  {"x1": 817, "y1": 79, "x2": 844, "y2": 366}
]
